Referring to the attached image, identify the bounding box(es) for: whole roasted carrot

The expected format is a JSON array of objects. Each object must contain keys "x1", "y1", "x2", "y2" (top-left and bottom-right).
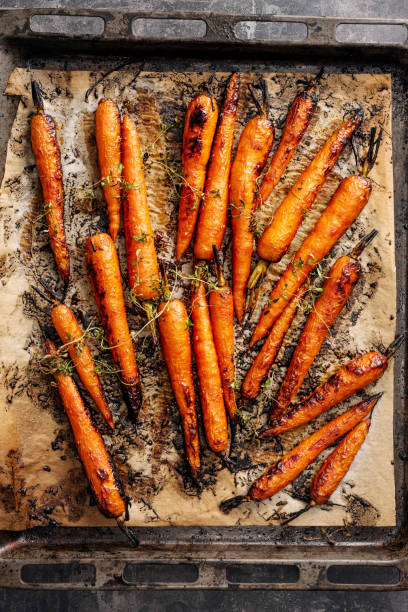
[
  {"x1": 194, "y1": 73, "x2": 240, "y2": 260},
  {"x1": 250, "y1": 175, "x2": 372, "y2": 347},
  {"x1": 274, "y1": 231, "x2": 377, "y2": 414},
  {"x1": 30, "y1": 80, "x2": 70, "y2": 285},
  {"x1": 260, "y1": 335, "x2": 402, "y2": 438},
  {"x1": 176, "y1": 93, "x2": 218, "y2": 260},
  {"x1": 85, "y1": 233, "x2": 142, "y2": 422},
  {"x1": 230, "y1": 83, "x2": 274, "y2": 322},
  {"x1": 209, "y1": 246, "x2": 237, "y2": 421},
  {"x1": 95, "y1": 99, "x2": 122, "y2": 241},
  {"x1": 259, "y1": 78, "x2": 318, "y2": 206},
  {"x1": 241, "y1": 284, "x2": 307, "y2": 400},
  {"x1": 191, "y1": 275, "x2": 228, "y2": 453},
  {"x1": 122, "y1": 113, "x2": 160, "y2": 338},
  {"x1": 45, "y1": 339, "x2": 126, "y2": 518},
  {"x1": 51, "y1": 303, "x2": 114, "y2": 429},
  {"x1": 220, "y1": 395, "x2": 376, "y2": 510},
  {"x1": 157, "y1": 279, "x2": 200, "y2": 480}
]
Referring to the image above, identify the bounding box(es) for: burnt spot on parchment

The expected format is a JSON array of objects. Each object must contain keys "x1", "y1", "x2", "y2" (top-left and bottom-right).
[{"x1": 346, "y1": 493, "x2": 380, "y2": 526}]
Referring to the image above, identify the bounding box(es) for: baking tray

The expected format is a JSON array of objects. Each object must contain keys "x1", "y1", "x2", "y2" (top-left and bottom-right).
[{"x1": 0, "y1": 8, "x2": 407, "y2": 590}]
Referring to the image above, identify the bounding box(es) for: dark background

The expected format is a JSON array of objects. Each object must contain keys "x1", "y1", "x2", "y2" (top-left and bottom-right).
[{"x1": 0, "y1": 1, "x2": 407, "y2": 610}]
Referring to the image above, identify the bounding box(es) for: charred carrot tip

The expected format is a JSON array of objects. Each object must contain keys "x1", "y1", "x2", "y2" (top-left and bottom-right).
[
  {"x1": 31, "y1": 80, "x2": 44, "y2": 111},
  {"x1": 220, "y1": 495, "x2": 251, "y2": 513},
  {"x1": 385, "y1": 335, "x2": 405, "y2": 359},
  {"x1": 116, "y1": 518, "x2": 140, "y2": 548},
  {"x1": 279, "y1": 503, "x2": 313, "y2": 526},
  {"x1": 31, "y1": 285, "x2": 54, "y2": 305},
  {"x1": 350, "y1": 229, "x2": 378, "y2": 258}
]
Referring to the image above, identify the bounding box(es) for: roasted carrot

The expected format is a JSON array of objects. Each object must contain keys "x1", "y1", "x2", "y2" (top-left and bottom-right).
[
  {"x1": 176, "y1": 93, "x2": 218, "y2": 260},
  {"x1": 259, "y1": 78, "x2": 318, "y2": 206},
  {"x1": 191, "y1": 276, "x2": 228, "y2": 453},
  {"x1": 242, "y1": 284, "x2": 307, "y2": 400},
  {"x1": 310, "y1": 417, "x2": 371, "y2": 505},
  {"x1": 257, "y1": 111, "x2": 362, "y2": 264},
  {"x1": 50, "y1": 303, "x2": 114, "y2": 428},
  {"x1": 230, "y1": 83, "x2": 274, "y2": 322},
  {"x1": 157, "y1": 279, "x2": 200, "y2": 480},
  {"x1": 260, "y1": 335, "x2": 402, "y2": 438},
  {"x1": 250, "y1": 175, "x2": 372, "y2": 347},
  {"x1": 30, "y1": 80, "x2": 70, "y2": 285},
  {"x1": 274, "y1": 231, "x2": 377, "y2": 415},
  {"x1": 121, "y1": 113, "x2": 160, "y2": 338},
  {"x1": 194, "y1": 73, "x2": 240, "y2": 260},
  {"x1": 95, "y1": 99, "x2": 122, "y2": 241},
  {"x1": 220, "y1": 395, "x2": 376, "y2": 510},
  {"x1": 45, "y1": 339, "x2": 126, "y2": 518},
  {"x1": 85, "y1": 233, "x2": 142, "y2": 422},
  {"x1": 209, "y1": 246, "x2": 237, "y2": 421}
]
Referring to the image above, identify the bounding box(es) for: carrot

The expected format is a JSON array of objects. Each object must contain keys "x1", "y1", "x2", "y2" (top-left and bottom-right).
[
  {"x1": 259, "y1": 79, "x2": 317, "y2": 206},
  {"x1": 95, "y1": 99, "x2": 122, "y2": 241},
  {"x1": 257, "y1": 111, "x2": 362, "y2": 264},
  {"x1": 157, "y1": 286, "x2": 200, "y2": 480},
  {"x1": 250, "y1": 175, "x2": 372, "y2": 347},
  {"x1": 50, "y1": 303, "x2": 114, "y2": 429},
  {"x1": 274, "y1": 232, "x2": 377, "y2": 414},
  {"x1": 85, "y1": 233, "x2": 142, "y2": 422},
  {"x1": 191, "y1": 276, "x2": 228, "y2": 453},
  {"x1": 260, "y1": 335, "x2": 402, "y2": 438},
  {"x1": 176, "y1": 93, "x2": 218, "y2": 260},
  {"x1": 194, "y1": 73, "x2": 240, "y2": 260},
  {"x1": 45, "y1": 339, "x2": 126, "y2": 518},
  {"x1": 121, "y1": 113, "x2": 160, "y2": 338},
  {"x1": 220, "y1": 395, "x2": 376, "y2": 510},
  {"x1": 241, "y1": 284, "x2": 306, "y2": 400},
  {"x1": 209, "y1": 246, "x2": 237, "y2": 421},
  {"x1": 230, "y1": 83, "x2": 275, "y2": 322},
  {"x1": 30, "y1": 80, "x2": 70, "y2": 285}
]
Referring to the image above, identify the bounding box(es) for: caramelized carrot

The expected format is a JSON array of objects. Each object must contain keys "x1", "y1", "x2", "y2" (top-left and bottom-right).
[
  {"x1": 176, "y1": 93, "x2": 218, "y2": 260},
  {"x1": 209, "y1": 246, "x2": 237, "y2": 420},
  {"x1": 85, "y1": 233, "x2": 142, "y2": 422},
  {"x1": 191, "y1": 278, "x2": 228, "y2": 453},
  {"x1": 45, "y1": 339, "x2": 126, "y2": 518},
  {"x1": 311, "y1": 417, "x2": 371, "y2": 505},
  {"x1": 250, "y1": 175, "x2": 372, "y2": 347},
  {"x1": 51, "y1": 303, "x2": 114, "y2": 429},
  {"x1": 95, "y1": 99, "x2": 122, "y2": 241},
  {"x1": 220, "y1": 396, "x2": 376, "y2": 510},
  {"x1": 274, "y1": 231, "x2": 377, "y2": 413},
  {"x1": 230, "y1": 84, "x2": 274, "y2": 322},
  {"x1": 259, "y1": 80, "x2": 317, "y2": 205},
  {"x1": 30, "y1": 81, "x2": 70, "y2": 285},
  {"x1": 194, "y1": 73, "x2": 240, "y2": 260},
  {"x1": 257, "y1": 111, "x2": 362, "y2": 264},
  {"x1": 242, "y1": 284, "x2": 306, "y2": 400},
  {"x1": 158, "y1": 295, "x2": 200, "y2": 480},
  {"x1": 260, "y1": 335, "x2": 403, "y2": 438}
]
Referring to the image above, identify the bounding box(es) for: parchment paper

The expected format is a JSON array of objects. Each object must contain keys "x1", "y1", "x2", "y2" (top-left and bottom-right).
[{"x1": 0, "y1": 68, "x2": 395, "y2": 530}]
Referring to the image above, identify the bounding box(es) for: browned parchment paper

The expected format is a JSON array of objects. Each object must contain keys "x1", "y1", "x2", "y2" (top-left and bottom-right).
[{"x1": 0, "y1": 68, "x2": 395, "y2": 530}]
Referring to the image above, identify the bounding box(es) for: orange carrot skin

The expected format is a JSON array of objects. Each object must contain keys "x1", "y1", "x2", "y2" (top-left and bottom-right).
[
  {"x1": 260, "y1": 351, "x2": 387, "y2": 438},
  {"x1": 30, "y1": 112, "x2": 70, "y2": 284},
  {"x1": 242, "y1": 285, "x2": 305, "y2": 400},
  {"x1": 257, "y1": 113, "x2": 362, "y2": 262},
  {"x1": 230, "y1": 116, "x2": 274, "y2": 322},
  {"x1": 95, "y1": 99, "x2": 122, "y2": 241},
  {"x1": 311, "y1": 418, "x2": 371, "y2": 505},
  {"x1": 209, "y1": 285, "x2": 237, "y2": 420},
  {"x1": 45, "y1": 339, "x2": 126, "y2": 518},
  {"x1": 250, "y1": 175, "x2": 372, "y2": 347},
  {"x1": 260, "y1": 86, "x2": 317, "y2": 205},
  {"x1": 121, "y1": 113, "x2": 159, "y2": 300},
  {"x1": 191, "y1": 281, "x2": 228, "y2": 453},
  {"x1": 85, "y1": 233, "x2": 142, "y2": 421},
  {"x1": 157, "y1": 299, "x2": 201, "y2": 479},
  {"x1": 275, "y1": 255, "x2": 360, "y2": 412},
  {"x1": 176, "y1": 94, "x2": 218, "y2": 260},
  {"x1": 194, "y1": 74, "x2": 240, "y2": 260},
  {"x1": 51, "y1": 304, "x2": 114, "y2": 429},
  {"x1": 250, "y1": 396, "x2": 375, "y2": 501}
]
